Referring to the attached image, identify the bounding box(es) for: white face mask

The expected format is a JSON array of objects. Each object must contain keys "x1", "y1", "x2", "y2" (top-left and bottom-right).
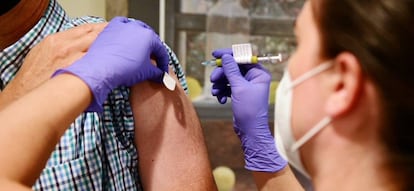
[{"x1": 274, "y1": 61, "x2": 333, "y2": 179}]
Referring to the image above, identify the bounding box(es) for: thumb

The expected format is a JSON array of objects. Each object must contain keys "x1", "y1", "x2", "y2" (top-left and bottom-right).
[
  {"x1": 152, "y1": 41, "x2": 170, "y2": 73},
  {"x1": 145, "y1": 63, "x2": 165, "y2": 83},
  {"x1": 212, "y1": 48, "x2": 233, "y2": 58},
  {"x1": 221, "y1": 54, "x2": 246, "y2": 86}
]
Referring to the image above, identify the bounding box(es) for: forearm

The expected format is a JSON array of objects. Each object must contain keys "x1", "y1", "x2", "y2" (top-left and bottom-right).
[
  {"x1": 0, "y1": 76, "x2": 31, "y2": 110},
  {"x1": 252, "y1": 166, "x2": 304, "y2": 191},
  {"x1": 0, "y1": 74, "x2": 91, "y2": 187},
  {"x1": 0, "y1": 179, "x2": 33, "y2": 191},
  {"x1": 131, "y1": 74, "x2": 217, "y2": 191}
]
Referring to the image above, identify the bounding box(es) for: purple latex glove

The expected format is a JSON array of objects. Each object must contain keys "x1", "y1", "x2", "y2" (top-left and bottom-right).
[
  {"x1": 210, "y1": 48, "x2": 287, "y2": 173},
  {"x1": 53, "y1": 17, "x2": 169, "y2": 112}
]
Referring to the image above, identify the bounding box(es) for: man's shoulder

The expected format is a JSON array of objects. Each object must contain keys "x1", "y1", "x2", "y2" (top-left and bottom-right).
[{"x1": 63, "y1": 16, "x2": 106, "y2": 30}]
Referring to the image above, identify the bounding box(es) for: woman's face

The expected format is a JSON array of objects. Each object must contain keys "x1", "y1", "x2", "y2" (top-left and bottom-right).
[{"x1": 287, "y1": 1, "x2": 332, "y2": 167}]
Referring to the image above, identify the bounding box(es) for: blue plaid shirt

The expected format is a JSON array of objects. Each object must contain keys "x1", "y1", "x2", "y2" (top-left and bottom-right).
[{"x1": 0, "y1": 0, "x2": 187, "y2": 190}]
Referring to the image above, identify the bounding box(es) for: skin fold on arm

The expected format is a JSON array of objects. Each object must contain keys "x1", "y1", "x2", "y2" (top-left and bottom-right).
[{"x1": 131, "y1": 69, "x2": 218, "y2": 191}]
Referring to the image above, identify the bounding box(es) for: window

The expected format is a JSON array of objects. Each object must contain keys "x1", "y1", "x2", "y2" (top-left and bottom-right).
[
  {"x1": 129, "y1": 0, "x2": 304, "y2": 119},
  {"x1": 129, "y1": 1, "x2": 304, "y2": 189}
]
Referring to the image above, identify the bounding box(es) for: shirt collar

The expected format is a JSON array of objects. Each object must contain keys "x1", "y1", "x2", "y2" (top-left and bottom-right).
[{"x1": 0, "y1": 0, "x2": 69, "y2": 89}]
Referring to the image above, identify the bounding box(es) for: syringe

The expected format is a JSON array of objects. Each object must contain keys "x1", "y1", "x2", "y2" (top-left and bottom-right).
[{"x1": 201, "y1": 53, "x2": 283, "y2": 67}]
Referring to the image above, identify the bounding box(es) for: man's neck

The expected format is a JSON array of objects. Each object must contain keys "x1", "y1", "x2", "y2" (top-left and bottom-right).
[{"x1": 0, "y1": 0, "x2": 49, "y2": 50}]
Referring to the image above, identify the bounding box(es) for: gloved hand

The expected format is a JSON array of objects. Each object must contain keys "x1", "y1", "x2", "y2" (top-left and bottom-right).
[
  {"x1": 210, "y1": 48, "x2": 287, "y2": 172},
  {"x1": 53, "y1": 17, "x2": 169, "y2": 112}
]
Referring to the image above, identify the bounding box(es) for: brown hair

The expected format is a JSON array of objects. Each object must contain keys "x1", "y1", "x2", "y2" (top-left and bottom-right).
[{"x1": 311, "y1": 0, "x2": 414, "y2": 190}]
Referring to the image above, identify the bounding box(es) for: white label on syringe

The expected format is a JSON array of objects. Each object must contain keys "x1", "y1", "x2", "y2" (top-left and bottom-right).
[{"x1": 232, "y1": 43, "x2": 253, "y2": 64}]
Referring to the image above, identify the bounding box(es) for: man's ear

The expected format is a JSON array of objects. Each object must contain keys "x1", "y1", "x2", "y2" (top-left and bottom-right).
[{"x1": 325, "y1": 52, "x2": 362, "y2": 117}]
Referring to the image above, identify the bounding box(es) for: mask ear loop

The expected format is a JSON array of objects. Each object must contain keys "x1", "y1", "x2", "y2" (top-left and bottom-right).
[
  {"x1": 288, "y1": 61, "x2": 334, "y2": 90},
  {"x1": 286, "y1": 61, "x2": 335, "y2": 151},
  {"x1": 291, "y1": 117, "x2": 332, "y2": 151}
]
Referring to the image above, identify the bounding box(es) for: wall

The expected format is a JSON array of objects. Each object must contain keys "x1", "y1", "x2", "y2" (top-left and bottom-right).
[
  {"x1": 57, "y1": 0, "x2": 106, "y2": 18},
  {"x1": 106, "y1": 0, "x2": 128, "y2": 19}
]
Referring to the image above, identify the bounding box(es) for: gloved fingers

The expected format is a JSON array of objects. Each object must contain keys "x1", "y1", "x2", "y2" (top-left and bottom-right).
[
  {"x1": 144, "y1": 63, "x2": 165, "y2": 83},
  {"x1": 219, "y1": 89, "x2": 232, "y2": 98},
  {"x1": 211, "y1": 88, "x2": 222, "y2": 97},
  {"x1": 233, "y1": 126, "x2": 241, "y2": 135},
  {"x1": 239, "y1": 64, "x2": 257, "y2": 76},
  {"x1": 217, "y1": 95, "x2": 228, "y2": 104},
  {"x1": 244, "y1": 65, "x2": 272, "y2": 83},
  {"x1": 211, "y1": 83, "x2": 230, "y2": 96},
  {"x1": 212, "y1": 82, "x2": 231, "y2": 104},
  {"x1": 210, "y1": 67, "x2": 230, "y2": 85},
  {"x1": 132, "y1": 19, "x2": 156, "y2": 31},
  {"x1": 210, "y1": 67, "x2": 225, "y2": 82},
  {"x1": 109, "y1": 16, "x2": 130, "y2": 24},
  {"x1": 212, "y1": 48, "x2": 233, "y2": 58},
  {"x1": 221, "y1": 54, "x2": 246, "y2": 86},
  {"x1": 126, "y1": 19, "x2": 169, "y2": 73},
  {"x1": 88, "y1": 18, "x2": 126, "y2": 49},
  {"x1": 212, "y1": 89, "x2": 229, "y2": 99},
  {"x1": 151, "y1": 40, "x2": 170, "y2": 73},
  {"x1": 212, "y1": 83, "x2": 230, "y2": 91}
]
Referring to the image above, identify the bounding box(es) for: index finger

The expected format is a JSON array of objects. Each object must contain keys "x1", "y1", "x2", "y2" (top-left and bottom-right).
[
  {"x1": 48, "y1": 23, "x2": 108, "y2": 53},
  {"x1": 58, "y1": 23, "x2": 108, "y2": 41},
  {"x1": 151, "y1": 40, "x2": 170, "y2": 73}
]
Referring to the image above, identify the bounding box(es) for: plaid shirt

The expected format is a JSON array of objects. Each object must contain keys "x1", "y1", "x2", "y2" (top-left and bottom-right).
[{"x1": 0, "y1": 0, "x2": 187, "y2": 190}]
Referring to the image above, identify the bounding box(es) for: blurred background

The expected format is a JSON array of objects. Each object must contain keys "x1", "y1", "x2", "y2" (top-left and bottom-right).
[{"x1": 58, "y1": 0, "x2": 305, "y2": 190}]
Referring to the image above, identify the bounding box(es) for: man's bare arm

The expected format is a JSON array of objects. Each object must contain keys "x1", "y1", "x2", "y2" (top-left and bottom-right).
[
  {"x1": 252, "y1": 166, "x2": 304, "y2": 191},
  {"x1": 130, "y1": 71, "x2": 217, "y2": 191}
]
